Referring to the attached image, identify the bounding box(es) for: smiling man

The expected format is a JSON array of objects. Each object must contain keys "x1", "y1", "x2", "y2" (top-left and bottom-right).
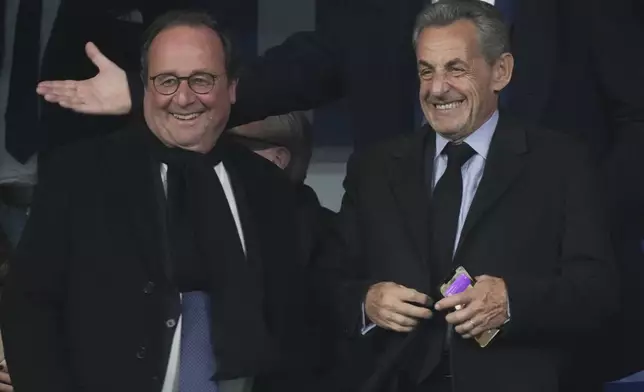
[
  {"x1": 313, "y1": 1, "x2": 617, "y2": 391},
  {"x1": 0, "y1": 10, "x2": 326, "y2": 392}
]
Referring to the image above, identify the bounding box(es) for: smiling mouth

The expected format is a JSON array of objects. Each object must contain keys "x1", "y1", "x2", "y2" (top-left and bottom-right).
[
  {"x1": 433, "y1": 100, "x2": 465, "y2": 110},
  {"x1": 171, "y1": 112, "x2": 203, "y2": 121}
]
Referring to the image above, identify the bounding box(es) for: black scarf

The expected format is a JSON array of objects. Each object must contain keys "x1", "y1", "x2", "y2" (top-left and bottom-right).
[{"x1": 141, "y1": 128, "x2": 280, "y2": 379}]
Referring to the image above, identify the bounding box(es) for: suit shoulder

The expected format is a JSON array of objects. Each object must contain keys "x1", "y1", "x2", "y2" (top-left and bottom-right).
[
  {"x1": 523, "y1": 123, "x2": 594, "y2": 163},
  {"x1": 347, "y1": 130, "x2": 425, "y2": 174}
]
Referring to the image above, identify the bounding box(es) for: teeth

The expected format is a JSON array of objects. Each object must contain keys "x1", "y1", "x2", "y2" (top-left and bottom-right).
[
  {"x1": 172, "y1": 113, "x2": 200, "y2": 120},
  {"x1": 435, "y1": 101, "x2": 463, "y2": 110}
]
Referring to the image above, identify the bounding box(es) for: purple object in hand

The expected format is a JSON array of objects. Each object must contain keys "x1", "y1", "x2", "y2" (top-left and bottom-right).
[{"x1": 444, "y1": 273, "x2": 472, "y2": 296}]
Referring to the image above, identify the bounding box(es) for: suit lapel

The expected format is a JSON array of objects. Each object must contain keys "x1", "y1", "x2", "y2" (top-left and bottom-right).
[
  {"x1": 220, "y1": 141, "x2": 296, "y2": 271},
  {"x1": 108, "y1": 128, "x2": 172, "y2": 283},
  {"x1": 508, "y1": 0, "x2": 558, "y2": 121},
  {"x1": 389, "y1": 127, "x2": 433, "y2": 265},
  {"x1": 455, "y1": 114, "x2": 528, "y2": 257}
]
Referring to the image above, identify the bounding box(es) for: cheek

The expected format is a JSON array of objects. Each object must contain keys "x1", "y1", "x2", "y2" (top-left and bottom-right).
[
  {"x1": 419, "y1": 82, "x2": 433, "y2": 103},
  {"x1": 150, "y1": 95, "x2": 174, "y2": 117}
]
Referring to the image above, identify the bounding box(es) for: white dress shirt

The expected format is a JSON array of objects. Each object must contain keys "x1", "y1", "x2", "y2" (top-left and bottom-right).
[
  {"x1": 159, "y1": 162, "x2": 253, "y2": 392},
  {"x1": 361, "y1": 111, "x2": 500, "y2": 334}
]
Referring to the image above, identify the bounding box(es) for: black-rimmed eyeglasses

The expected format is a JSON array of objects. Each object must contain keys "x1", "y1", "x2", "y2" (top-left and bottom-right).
[{"x1": 149, "y1": 72, "x2": 220, "y2": 95}]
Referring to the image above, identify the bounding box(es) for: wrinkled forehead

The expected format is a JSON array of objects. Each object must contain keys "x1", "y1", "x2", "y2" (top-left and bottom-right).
[
  {"x1": 415, "y1": 21, "x2": 483, "y2": 65},
  {"x1": 147, "y1": 25, "x2": 226, "y2": 75}
]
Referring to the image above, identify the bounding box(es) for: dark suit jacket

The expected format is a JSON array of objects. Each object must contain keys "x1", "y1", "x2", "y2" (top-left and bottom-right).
[
  {"x1": 313, "y1": 115, "x2": 617, "y2": 392},
  {"x1": 0, "y1": 127, "x2": 326, "y2": 392}
]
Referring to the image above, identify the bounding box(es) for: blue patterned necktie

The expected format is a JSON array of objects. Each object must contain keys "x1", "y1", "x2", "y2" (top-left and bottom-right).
[{"x1": 179, "y1": 291, "x2": 218, "y2": 392}]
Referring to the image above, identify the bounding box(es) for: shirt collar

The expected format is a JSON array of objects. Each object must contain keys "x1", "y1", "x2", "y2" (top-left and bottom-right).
[{"x1": 435, "y1": 110, "x2": 499, "y2": 160}]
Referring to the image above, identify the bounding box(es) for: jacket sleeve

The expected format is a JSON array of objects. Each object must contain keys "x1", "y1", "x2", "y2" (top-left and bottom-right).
[
  {"x1": 0, "y1": 150, "x2": 75, "y2": 392},
  {"x1": 311, "y1": 152, "x2": 377, "y2": 337},
  {"x1": 501, "y1": 145, "x2": 618, "y2": 343}
]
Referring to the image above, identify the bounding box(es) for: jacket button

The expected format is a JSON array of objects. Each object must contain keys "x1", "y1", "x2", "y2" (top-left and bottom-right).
[
  {"x1": 143, "y1": 282, "x2": 155, "y2": 294},
  {"x1": 165, "y1": 318, "x2": 177, "y2": 328},
  {"x1": 136, "y1": 346, "x2": 147, "y2": 359}
]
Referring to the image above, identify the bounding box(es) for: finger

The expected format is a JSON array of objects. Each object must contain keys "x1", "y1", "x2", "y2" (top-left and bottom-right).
[
  {"x1": 454, "y1": 316, "x2": 481, "y2": 335},
  {"x1": 445, "y1": 305, "x2": 476, "y2": 326},
  {"x1": 0, "y1": 384, "x2": 13, "y2": 392},
  {"x1": 474, "y1": 275, "x2": 492, "y2": 281},
  {"x1": 0, "y1": 371, "x2": 10, "y2": 384},
  {"x1": 467, "y1": 317, "x2": 497, "y2": 338},
  {"x1": 385, "y1": 311, "x2": 420, "y2": 329},
  {"x1": 395, "y1": 301, "x2": 433, "y2": 320},
  {"x1": 435, "y1": 291, "x2": 472, "y2": 311},
  {"x1": 59, "y1": 97, "x2": 88, "y2": 109},
  {"x1": 38, "y1": 82, "x2": 79, "y2": 98},
  {"x1": 86, "y1": 42, "x2": 119, "y2": 71},
  {"x1": 373, "y1": 315, "x2": 414, "y2": 333},
  {"x1": 43, "y1": 93, "x2": 80, "y2": 104},
  {"x1": 388, "y1": 323, "x2": 414, "y2": 333},
  {"x1": 397, "y1": 288, "x2": 432, "y2": 307}
]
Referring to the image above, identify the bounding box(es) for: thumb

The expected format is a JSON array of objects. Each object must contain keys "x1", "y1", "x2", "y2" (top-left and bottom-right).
[
  {"x1": 85, "y1": 42, "x2": 117, "y2": 71},
  {"x1": 474, "y1": 275, "x2": 492, "y2": 281}
]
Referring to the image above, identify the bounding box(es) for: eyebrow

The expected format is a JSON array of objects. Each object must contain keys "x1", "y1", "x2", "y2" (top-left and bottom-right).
[
  {"x1": 418, "y1": 58, "x2": 468, "y2": 69},
  {"x1": 445, "y1": 59, "x2": 468, "y2": 68},
  {"x1": 153, "y1": 69, "x2": 219, "y2": 76}
]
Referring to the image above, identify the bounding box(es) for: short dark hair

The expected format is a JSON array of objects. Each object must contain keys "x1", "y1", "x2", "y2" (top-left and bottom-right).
[
  {"x1": 140, "y1": 10, "x2": 239, "y2": 82},
  {"x1": 413, "y1": 0, "x2": 510, "y2": 64}
]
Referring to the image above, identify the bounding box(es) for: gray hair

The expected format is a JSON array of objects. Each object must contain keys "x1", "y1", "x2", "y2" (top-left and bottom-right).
[
  {"x1": 412, "y1": 0, "x2": 510, "y2": 64},
  {"x1": 140, "y1": 10, "x2": 238, "y2": 82}
]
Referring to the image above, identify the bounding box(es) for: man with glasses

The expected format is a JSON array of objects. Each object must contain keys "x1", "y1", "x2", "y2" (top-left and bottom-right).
[{"x1": 0, "y1": 10, "x2": 326, "y2": 392}]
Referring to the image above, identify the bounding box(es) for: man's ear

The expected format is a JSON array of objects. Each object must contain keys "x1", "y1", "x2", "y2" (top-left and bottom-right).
[
  {"x1": 272, "y1": 147, "x2": 291, "y2": 170},
  {"x1": 228, "y1": 77, "x2": 238, "y2": 104},
  {"x1": 492, "y1": 52, "x2": 514, "y2": 93}
]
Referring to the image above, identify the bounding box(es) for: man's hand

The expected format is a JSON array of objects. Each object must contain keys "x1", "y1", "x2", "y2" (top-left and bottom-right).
[
  {"x1": 365, "y1": 282, "x2": 433, "y2": 333},
  {"x1": 435, "y1": 275, "x2": 509, "y2": 339},
  {"x1": 36, "y1": 42, "x2": 132, "y2": 115},
  {"x1": 0, "y1": 360, "x2": 13, "y2": 392}
]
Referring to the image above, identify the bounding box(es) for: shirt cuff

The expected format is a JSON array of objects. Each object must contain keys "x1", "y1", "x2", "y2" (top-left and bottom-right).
[{"x1": 361, "y1": 302, "x2": 377, "y2": 335}]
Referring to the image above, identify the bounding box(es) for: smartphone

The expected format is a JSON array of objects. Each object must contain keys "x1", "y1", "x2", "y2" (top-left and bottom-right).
[{"x1": 439, "y1": 266, "x2": 499, "y2": 348}]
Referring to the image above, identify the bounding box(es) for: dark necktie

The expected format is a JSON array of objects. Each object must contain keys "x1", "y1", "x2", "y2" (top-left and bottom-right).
[
  {"x1": 5, "y1": 0, "x2": 43, "y2": 164},
  {"x1": 413, "y1": 142, "x2": 476, "y2": 383},
  {"x1": 431, "y1": 142, "x2": 475, "y2": 279}
]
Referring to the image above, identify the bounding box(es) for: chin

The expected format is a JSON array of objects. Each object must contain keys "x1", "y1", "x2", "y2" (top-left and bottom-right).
[{"x1": 430, "y1": 119, "x2": 468, "y2": 135}]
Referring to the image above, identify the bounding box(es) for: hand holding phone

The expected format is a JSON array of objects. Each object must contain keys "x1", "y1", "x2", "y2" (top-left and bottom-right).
[{"x1": 437, "y1": 267, "x2": 502, "y2": 348}]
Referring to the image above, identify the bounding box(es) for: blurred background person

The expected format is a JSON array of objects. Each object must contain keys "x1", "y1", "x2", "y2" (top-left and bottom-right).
[{"x1": 229, "y1": 111, "x2": 313, "y2": 185}]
